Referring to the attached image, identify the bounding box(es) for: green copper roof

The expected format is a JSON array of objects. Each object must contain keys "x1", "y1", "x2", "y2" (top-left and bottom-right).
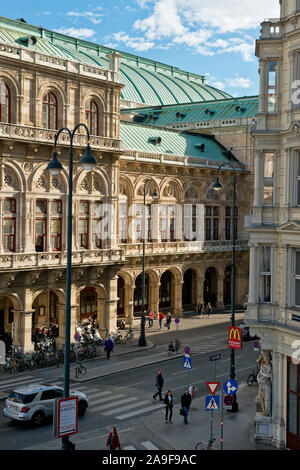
[
  {"x1": 121, "y1": 96, "x2": 259, "y2": 126},
  {"x1": 120, "y1": 121, "x2": 238, "y2": 163},
  {"x1": 0, "y1": 16, "x2": 232, "y2": 106}
]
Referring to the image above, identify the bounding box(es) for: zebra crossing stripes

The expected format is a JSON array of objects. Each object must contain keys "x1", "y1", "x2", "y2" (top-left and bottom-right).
[
  {"x1": 123, "y1": 441, "x2": 160, "y2": 451},
  {"x1": 0, "y1": 376, "x2": 45, "y2": 391},
  {"x1": 101, "y1": 400, "x2": 149, "y2": 415},
  {"x1": 117, "y1": 403, "x2": 165, "y2": 420},
  {"x1": 141, "y1": 441, "x2": 159, "y2": 450},
  {"x1": 92, "y1": 397, "x2": 137, "y2": 413}
]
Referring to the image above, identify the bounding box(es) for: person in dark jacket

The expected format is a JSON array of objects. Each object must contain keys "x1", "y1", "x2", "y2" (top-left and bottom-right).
[
  {"x1": 164, "y1": 390, "x2": 173, "y2": 423},
  {"x1": 181, "y1": 388, "x2": 192, "y2": 424},
  {"x1": 104, "y1": 335, "x2": 114, "y2": 359},
  {"x1": 166, "y1": 312, "x2": 172, "y2": 330},
  {"x1": 106, "y1": 427, "x2": 121, "y2": 450},
  {"x1": 153, "y1": 369, "x2": 164, "y2": 401}
]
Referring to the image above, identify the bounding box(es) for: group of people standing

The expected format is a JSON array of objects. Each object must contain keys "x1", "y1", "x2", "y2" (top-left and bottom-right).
[
  {"x1": 153, "y1": 369, "x2": 193, "y2": 425},
  {"x1": 197, "y1": 301, "x2": 213, "y2": 318},
  {"x1": 146, "y1": 310, "x2": 172, "y2": 330},
  {"x1": 106, "y1": 369, "x2": 195, "y2": 450}
]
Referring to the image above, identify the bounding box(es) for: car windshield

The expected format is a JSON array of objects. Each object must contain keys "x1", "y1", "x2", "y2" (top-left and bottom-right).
[{"x1": 8, "y1": 392, "x2": 37, "y2": 404}]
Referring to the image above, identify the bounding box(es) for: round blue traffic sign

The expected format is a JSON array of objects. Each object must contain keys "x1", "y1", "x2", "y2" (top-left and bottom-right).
[
  {"x1": 223, "y1": 379, "x2": 238, "y2": 395},
  {"x1": 184, "y1": 345, "x2": 191, "y2": 355}
]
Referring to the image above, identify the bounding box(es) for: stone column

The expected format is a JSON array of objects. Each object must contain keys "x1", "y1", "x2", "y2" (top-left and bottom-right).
[
  {"x1": 103, "y1": 275, "x2": 118, "y2": 333},
  {"x1": 217, "y1": 274, "x2": 224, "y2": 309},
  {"x1": 173, "y1": 280, "x2": 183, "y2": 316},
  {"x1": 254, "y1": 151, "x2": 263, "y2": 207},
  {"x1": 272, "y1": 352, "x2": 286, "y2": 448},
  {"x1": 259, "y1": 59, "x2": 267, "y2": 114},
  {"x1": 196, "y1": 274, "x2": 205, "y2": 304},
  {"x1": 56, "y1": 285, "x2": 77, "y2": 347},
  {"x1": 248, "y1": 244, "x2": 257, "y2": 304},
  {"x1": 13, "y1": 287, "x2": 34, "y2": 353}
]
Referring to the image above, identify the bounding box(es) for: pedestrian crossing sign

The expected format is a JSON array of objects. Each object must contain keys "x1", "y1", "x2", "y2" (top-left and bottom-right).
[
  {"x1": 205, "y1": 395, "x2": 220, "y2": 411},
  {"x1": 183, "y1": 356, "x2": 192, "y2": 369}
]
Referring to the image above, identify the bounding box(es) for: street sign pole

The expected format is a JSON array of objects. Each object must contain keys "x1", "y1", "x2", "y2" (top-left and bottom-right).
[{"x1": 221, "y1": 380, "x2": 224, "y2": 450}]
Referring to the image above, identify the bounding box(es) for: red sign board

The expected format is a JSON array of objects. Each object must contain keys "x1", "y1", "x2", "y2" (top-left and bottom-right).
[
  {"x1": 206, "y1": 382, "x2": 220, "y2": 395},
  {"x1": 228, "y1": 327, "x2": 242, "y2": 350}
]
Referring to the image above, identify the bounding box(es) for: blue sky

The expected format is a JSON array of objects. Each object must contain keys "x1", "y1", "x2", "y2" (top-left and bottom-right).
[{"x1": 1, "y1": 0, "x2": 280, "y2": 97}]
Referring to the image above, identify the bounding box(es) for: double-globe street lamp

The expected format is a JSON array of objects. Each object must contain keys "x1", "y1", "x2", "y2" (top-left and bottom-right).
[
  {"x1": 213, "y1": 162, "x2": 238, "y2": 412},
  {"x1": 47, "y1": 124, "x2": 97, "y2": 449},
  {"x1": 138, "y1": 182, "x2": 159, "y2": 347}
]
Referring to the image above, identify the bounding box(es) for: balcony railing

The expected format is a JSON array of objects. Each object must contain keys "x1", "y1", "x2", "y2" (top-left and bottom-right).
[
  {"x1": 0, "y1": 248, "x2": 125, "y2": 271},
  {"x1": 260, "y1": 19, "x2": 282, "y2": 39},
  {"x1": 0, "y1": 123, "x2": 122, "y2": 151},
  {"x1": 120, "y1": 239, "x2": 249, "y2": 256}
]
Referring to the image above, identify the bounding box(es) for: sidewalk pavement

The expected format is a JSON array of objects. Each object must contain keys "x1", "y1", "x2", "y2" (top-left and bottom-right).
[
  {"x1": 0, "y1": 313, "x2": 245, "y2": 390},
  {"x1": 25, "y1": 382, "x2": 274, "y2": 451}
]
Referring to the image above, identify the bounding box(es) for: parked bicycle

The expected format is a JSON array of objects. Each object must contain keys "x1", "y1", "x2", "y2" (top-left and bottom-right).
[
  {"x1": 74, "y1": 361, "x2": 87, "y2": 379},
  {"x1": 195, "y1": 437, "x2": 219, "y2": 450},
  {"x1": 247, "y1": 367, "x2": 259, "y2": 387},
  {"x1": 121, "y1": 329, "x2": 135, "y2": 344}
]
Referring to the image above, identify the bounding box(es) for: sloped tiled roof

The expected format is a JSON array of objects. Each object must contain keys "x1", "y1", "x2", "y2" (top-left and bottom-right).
[
  {"x1": 122, "y1": 96, "x2": 258, "y2": 126},
  {"x1": 120, "y1": 121, "x2": 239, "y2": 164}
]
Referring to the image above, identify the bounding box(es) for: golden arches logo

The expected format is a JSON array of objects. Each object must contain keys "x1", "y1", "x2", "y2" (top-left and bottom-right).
[{"x1": 229, "y1": 328, "x2": 241, "y2": 341}]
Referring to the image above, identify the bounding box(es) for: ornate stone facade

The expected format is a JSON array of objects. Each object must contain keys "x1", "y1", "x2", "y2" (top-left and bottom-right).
[
  {"x1": 247, "y1": 0, "x2": 300, "y2": 450},
  {"x1": 0, "y1": 18, "x2": 251, "y2": 357}
]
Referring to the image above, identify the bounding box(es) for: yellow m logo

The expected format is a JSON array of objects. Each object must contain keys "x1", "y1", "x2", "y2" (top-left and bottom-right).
[{"x1": 229, "y1": 328, "x2": 241, "y2": 341}]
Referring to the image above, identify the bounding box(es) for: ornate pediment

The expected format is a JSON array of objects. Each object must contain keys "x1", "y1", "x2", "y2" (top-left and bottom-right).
[{"x1": 277, "y1": 221, "x2": 300, "y2": 232}]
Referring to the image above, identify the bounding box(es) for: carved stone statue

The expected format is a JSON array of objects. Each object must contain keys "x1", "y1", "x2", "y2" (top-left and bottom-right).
[{"x1": 256, "y1": 350, "x2": 272, "y2": 416}]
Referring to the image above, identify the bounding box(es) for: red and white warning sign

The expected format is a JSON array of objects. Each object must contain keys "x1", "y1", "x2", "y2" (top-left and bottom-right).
[{"x1": 206, "y1": 382, "x2": 220, "y2": 395}]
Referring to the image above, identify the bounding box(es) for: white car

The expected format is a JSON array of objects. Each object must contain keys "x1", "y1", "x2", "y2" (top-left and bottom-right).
[{"x1": 3, "y1": 383, "x2": 88, "y2": 426}]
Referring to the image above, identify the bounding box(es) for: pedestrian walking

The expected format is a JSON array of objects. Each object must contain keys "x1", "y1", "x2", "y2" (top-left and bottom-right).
[
  {"x1": 206, "y1": 302, "x2": 213, "y2": 318},
  {"x1": 104, "y1": 335, "x2": 114, "y2": 359},
  {"x1": 181, "y1": 388, "x2": 192, "y2": 424},
  {"x1": 158, "y1": 312, "x2": 164, "y2": 329},
  {"x1": 148, "y1": 310, "x2": 154, "y2": 328},
  {"x1": 153, "y1": 369, "x2": 164, "y2": 401},
  {"x1": 197, "y1": 301, "x2": 204, "y2": 317},
  {"x1": 166, "y1": 312, "x2": 172, "y2": 330},
  {"x1": 106, "y1": 427, "x2": 121, "y2": 450},
  {"x1": 164, "y1": 390, "x2": 173, "y2": 423}
]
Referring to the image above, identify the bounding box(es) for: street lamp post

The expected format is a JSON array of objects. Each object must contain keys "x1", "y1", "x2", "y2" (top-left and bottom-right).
[
  {"x1": 138, "y1": 182, "x2": 158, "y2": 347},
  {"x1": 47, "y1": 124, "x2": 97, "y2": 449},
  {"x1": 213, "y1": 162, "x2": 238, "y2": 412}
]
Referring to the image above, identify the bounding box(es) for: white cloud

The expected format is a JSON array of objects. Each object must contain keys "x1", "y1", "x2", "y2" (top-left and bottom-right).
[
  {"x1": 54, "y1": 27, "x2": 96, "y2": 40},
  {"x1": 110, "y1": 32, "x2": 155, "y2": 51},
  {"x1": 226, "y1": 77, "x2": 252, "y2": 88},
  {"x1": 129, "y1": 0, "x2": 279, "y2": 60},
  {"x1": 66, "y1": 10, "x2": 103, "y2": 24}
]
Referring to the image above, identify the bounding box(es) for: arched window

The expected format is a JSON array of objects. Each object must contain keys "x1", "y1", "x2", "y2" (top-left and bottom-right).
[
  {"x1": 85, "y1": 100, "x2": 99, "y2": 136},
  {"x1": 42, "y1": 92, "x2": 57, "y2": 130},
  {"x1": 0, "y1": 81, "x2": 10, "y2": 123}
]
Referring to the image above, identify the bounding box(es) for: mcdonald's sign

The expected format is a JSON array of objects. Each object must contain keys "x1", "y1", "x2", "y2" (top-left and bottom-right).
[{"x1": 228, "y1": 326, "x2": 242, "y2": 350}]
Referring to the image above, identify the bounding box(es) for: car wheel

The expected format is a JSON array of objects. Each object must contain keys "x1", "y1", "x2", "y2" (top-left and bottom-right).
[
  {"x1": 31, "y1": 410, "x2": 45, "y2": 426},
  {"x1": 78, "y1": 401, "x2": 87, "y2": 417}
]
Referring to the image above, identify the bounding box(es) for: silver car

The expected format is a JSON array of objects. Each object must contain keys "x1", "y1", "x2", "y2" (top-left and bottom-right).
[{"x1": 3, "y1": 383, "x2": 88, "y2": 426}]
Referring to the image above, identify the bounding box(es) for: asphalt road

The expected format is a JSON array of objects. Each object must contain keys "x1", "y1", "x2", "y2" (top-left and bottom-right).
[{"x1": 0, "y1": 320, "x2": 259, "y2": 450}]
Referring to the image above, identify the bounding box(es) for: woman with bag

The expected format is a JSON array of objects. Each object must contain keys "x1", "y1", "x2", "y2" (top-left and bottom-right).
[
  {"x1": 106, "y1": 427, "x2": 121, "y2": 450},
  {"x1": 164, "y1": 390, "x2": 173, "y2": 423}
]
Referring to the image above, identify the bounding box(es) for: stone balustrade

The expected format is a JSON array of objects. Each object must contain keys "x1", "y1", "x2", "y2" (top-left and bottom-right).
[
  {"x1": 0, "y1": 41, "x2": 119, "y2": 82},
  {"x1": 0, "y1": 122, "x2": 122, "y2": 151},
  {"x1": 120, "y1": 239, "x2": 249, "y2": 256},
  {"x1": 0, "y1": 248, "x2": 124, "y2": 271}
]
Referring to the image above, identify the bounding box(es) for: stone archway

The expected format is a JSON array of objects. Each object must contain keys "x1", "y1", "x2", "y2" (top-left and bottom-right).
[
  {"x1": 182, "y1": 268, "x2": 197, "y2": 310},
  {"x1": 203, "y1": 267, "x2": 218, "y2": 307},
  {"x1": 224, "y1": 265, "x2": 232, "y2": 306}
]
